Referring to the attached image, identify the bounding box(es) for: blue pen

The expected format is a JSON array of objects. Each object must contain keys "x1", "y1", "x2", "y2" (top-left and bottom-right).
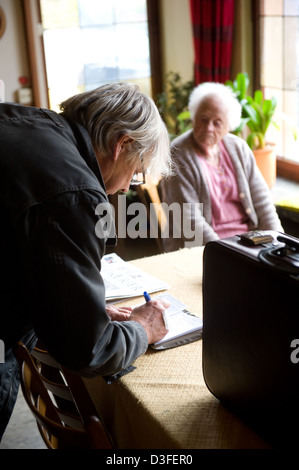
[{"x1": 143, "y1": 291, "x2": 151, "y2": 302}]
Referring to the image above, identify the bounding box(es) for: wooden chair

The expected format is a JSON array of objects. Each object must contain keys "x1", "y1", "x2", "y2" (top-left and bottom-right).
[
  {"x1": 136, "y1": 175, "x2": 167, "y2": 253},
  {"x1": 15, "y1": 341, "x2": 113, "y2": 449}
]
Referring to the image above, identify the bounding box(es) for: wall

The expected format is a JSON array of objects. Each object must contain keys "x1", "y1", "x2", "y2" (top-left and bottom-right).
[
  {"x1": 0, "y1": 0, "x2": 30, "y2": 102},
  {"x1": 159, "y1": 0, "x2": 194, "y2": 83}
]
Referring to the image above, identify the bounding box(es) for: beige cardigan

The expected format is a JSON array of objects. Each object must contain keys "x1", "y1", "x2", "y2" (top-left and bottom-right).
[{"x1": 159, "y1": 130, "x2": 283, "y2": 252}]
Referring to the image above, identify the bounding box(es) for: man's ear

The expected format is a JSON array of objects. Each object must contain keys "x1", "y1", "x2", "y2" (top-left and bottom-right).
[{"x1": 113, "y1": 135, "x2": 133, "y2": 161}]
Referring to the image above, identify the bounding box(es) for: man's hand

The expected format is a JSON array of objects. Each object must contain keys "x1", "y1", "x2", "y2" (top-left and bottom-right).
[
  {"x1": 106, "y1": 305, "x2": 133, "y2": 321},
  {"x1": 129, "y1": 298, "x2": 170, "y2": 344}
]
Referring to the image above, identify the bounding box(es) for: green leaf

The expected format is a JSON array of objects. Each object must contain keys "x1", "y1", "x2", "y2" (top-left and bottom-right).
[
  {"x1": 253, "y1": 90, "x2": 263, "y2": 104},
  {"x1": 231, "y1": 117, "x2": 250, "y2": 134},
  {"x1": 247, "y1": 132, "x2": 265, "y2": 150},
  {"x1": 177, "y1": 110, "x2": 191, "y2": 121},
  {"x1": 225, "y1": 79, "x2": 233, "y2": 88},
  {"x1": 236, "y1": 72, "x2": 249, "y2": 99}
]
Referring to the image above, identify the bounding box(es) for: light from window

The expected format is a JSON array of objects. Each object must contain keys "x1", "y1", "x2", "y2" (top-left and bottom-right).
[
  {"x1": 260, "y1": 0, "x2": 299, "y2": 162},
  {"x1": 40, "y1": 0, "x2": 151, "y2": 111}
]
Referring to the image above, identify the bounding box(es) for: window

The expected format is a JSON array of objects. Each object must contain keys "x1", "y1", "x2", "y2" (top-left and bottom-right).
[
  {"x1": 39, "y1": 0, "x2": 160, "y2": 111},
  {"x1": 259, "y1": 0, "x2": 299, "y2": 168}
]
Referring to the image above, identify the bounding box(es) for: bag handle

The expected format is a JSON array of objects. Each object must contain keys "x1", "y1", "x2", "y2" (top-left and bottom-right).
[{"x1": 258, "y1": 234, "x2": 299, "y2": 275}]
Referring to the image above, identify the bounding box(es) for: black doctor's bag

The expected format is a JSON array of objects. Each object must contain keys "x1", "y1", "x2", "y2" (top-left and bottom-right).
[{"x1": 202, "y1": 231, "x2": 299, "y2": 446}]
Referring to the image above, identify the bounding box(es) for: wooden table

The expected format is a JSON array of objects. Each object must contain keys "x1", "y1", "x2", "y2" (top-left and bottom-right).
[{"x1": 84, "y1": 247, "x2": 271, "y2": 449}]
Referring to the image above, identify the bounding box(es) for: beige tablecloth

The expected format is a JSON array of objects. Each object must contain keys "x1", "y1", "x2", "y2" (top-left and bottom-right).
[{"x1": 84, "y1": 247, "x2": 270, "y2": 449}]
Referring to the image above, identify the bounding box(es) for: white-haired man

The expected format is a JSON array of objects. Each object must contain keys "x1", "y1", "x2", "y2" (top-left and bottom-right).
[{"x1": 0, "y1": 82, "x2": 171, "y2": 439}]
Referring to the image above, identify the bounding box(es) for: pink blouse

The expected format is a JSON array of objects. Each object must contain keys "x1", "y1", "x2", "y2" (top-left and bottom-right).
[{"x1": 198, "y1": 141, "x2": 249, "y2": 239}]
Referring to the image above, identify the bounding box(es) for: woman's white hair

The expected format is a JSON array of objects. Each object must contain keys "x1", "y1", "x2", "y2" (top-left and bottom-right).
[
  {"x1": 60, "y1": 82, "x2": 172, "y2": 178},
  {"x1": 188, "y1": 82, "x2": 241, "y2": 131}
]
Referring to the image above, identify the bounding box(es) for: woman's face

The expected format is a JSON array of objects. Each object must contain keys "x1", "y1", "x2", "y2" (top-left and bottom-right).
[{"x1": 193, "y1": 95, "x2": 229, "y2": 148}]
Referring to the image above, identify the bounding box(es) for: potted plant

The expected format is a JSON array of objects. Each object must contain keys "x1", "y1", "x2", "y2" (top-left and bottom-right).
[
  {"x1": 156, "y1": 72, "x2": 194, "y2": 140},
  {"x1": 226, "y1": 72, "x2": 278, "y2": 188}
]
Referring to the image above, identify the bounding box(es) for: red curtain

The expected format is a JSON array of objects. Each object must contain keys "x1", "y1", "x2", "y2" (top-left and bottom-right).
[{"x1": 189, "y1": 0, "x2": 235, "y2": 84}]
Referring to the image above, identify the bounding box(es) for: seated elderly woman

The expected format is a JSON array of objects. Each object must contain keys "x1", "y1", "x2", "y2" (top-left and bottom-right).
[{"x1": 159, "y1": 82, "x2": 283, "y2": 252}]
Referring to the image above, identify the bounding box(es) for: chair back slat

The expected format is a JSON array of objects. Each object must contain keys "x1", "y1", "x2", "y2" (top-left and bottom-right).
[{"x1": 15, "y1": 342, "x2": 113, "y2": 449}]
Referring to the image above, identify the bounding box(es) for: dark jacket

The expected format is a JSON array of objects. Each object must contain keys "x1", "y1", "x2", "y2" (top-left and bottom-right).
[{"x1": 0, "y1": 103, "x2": 148, "y2": 377}]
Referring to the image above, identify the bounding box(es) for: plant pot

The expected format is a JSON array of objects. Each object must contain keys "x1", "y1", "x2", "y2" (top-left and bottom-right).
[{"x1": 253, "y1": 143, "x2": 276, "y2": 188}]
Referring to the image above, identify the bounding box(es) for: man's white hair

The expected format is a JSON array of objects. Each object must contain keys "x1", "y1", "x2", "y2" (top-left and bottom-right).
[{"x1": 188, "y1": 82, "x2": 242, "y2": 131}]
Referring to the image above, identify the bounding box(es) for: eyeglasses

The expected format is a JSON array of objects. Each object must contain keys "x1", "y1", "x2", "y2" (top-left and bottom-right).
[
  {"x1": 130, "y1": 157, "x2": 146, "y2": 186},
  {"x1": 130, "y1": 171, "x2": 145, "y2": 186}
]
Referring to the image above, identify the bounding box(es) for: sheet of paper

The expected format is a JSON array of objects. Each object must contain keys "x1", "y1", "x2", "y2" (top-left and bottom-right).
[
  {"x1": 151, "y1": 294, "x2": 203, "y2": 345},
  {"x1": 101, "y1": 253, "x2": 169, "y2": 302}
]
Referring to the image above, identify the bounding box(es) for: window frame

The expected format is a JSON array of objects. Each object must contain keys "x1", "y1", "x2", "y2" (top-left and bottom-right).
[
  {"x1": 253, "y1": 0, "x2": 299, "y2": 183},
  {"x1": 22, "y1": 0, "x2": 49, "y2": 108}
]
